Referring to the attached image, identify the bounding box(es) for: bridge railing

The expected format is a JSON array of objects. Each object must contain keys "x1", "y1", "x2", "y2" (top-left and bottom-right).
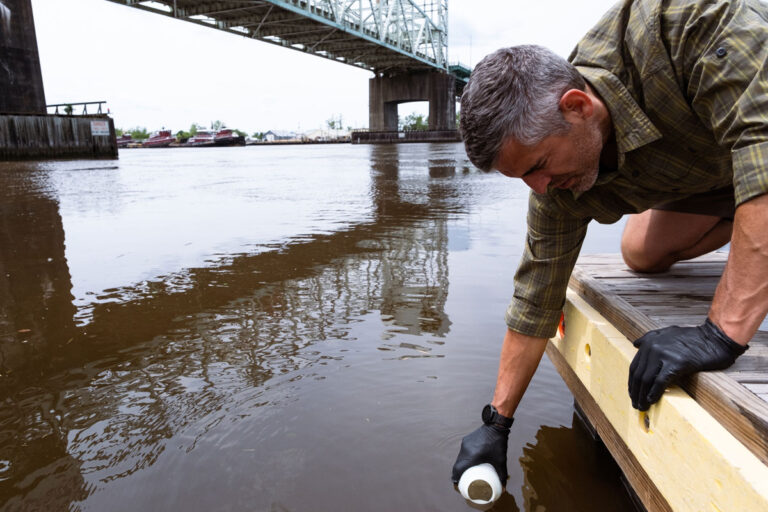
[{"x1": 46, "y1": 101, "x2": 108, "y2": 116}]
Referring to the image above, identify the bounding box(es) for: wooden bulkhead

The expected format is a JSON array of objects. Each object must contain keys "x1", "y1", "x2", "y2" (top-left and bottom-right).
[{"x1": 547, "y1": 252, "x2": 768, "y2": 511}]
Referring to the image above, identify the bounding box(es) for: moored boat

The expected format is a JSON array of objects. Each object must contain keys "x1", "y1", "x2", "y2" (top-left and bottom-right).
[
  {"x1": 143, "y1": 130, "x2": 175, "y2": 148},
  {"x1": 116, "y1": 134, "x2": 133, "y2": 148},
  {"x1": 186, "y1": 129, "x2": 216, "y2": 147},
  {"x1": 214, "y1": 128, "x2": 246, "y2": 147}
]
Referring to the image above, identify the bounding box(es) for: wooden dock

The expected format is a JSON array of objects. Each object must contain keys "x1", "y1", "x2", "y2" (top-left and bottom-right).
[{"x1": 547, "y1": 252, "x2": 768, "y2": 511}]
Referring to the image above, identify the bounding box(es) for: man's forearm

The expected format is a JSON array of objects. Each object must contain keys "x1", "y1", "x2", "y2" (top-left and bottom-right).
[
  {"x1": 491, "y1": 328, "x2": 548, "y2": 417},
  {"x1": 709, "y1": 194, "x2": 768, "y2": 345}
]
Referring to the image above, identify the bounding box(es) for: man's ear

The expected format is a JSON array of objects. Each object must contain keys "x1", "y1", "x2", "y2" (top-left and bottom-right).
[{"x1": 559, "y1": 89, "x2": 593, "y2": 121}]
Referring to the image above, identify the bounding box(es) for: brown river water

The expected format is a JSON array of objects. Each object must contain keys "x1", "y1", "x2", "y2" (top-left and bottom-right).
[{"x1": 0, "y1": 143, "x2": 635, "y2": 511}]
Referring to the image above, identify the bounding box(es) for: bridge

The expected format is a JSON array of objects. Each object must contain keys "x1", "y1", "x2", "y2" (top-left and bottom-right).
[
  {"x1": 0, "y1": 0, "x2": 471, "y2": 151},
  {"x1": 112, "y1": 0, "x2": 449, "y2": 74}
]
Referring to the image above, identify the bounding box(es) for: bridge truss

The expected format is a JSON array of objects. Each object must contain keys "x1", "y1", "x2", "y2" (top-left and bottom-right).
[{"x1": 108, "y1": 0, "x2": 449, "y2": 74}]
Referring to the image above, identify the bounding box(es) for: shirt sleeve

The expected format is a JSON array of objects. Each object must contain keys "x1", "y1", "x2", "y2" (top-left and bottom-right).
[
  {"x1": 505, "y1": 191, "x2": 590, "y2": 338},
  {"x1": 670, "y1": 0, "x2": 768, "y2": 205}
]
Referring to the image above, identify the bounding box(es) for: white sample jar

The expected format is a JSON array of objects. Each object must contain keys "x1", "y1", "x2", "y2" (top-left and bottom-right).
[{"x1": 457, "y1": 463, "x2": 503, "y2": 505}]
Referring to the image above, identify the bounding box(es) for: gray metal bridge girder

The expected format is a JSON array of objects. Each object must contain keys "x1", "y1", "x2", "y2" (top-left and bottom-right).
[{"x1": 108, "y1": 0, "x2": 450, "y2": 74}]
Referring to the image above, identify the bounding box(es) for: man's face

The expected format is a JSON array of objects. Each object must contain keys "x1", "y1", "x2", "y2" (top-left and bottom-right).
[{"x1": 493, "y1": 121, "x2": 602, "y2": 195}]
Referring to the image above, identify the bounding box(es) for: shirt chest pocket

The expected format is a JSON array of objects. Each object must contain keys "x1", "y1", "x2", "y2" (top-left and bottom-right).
[
  {"x1": 631, "y1": 141, "x2": 732, "y2": 193},
  {"x1": 628, "y1": 142, "x2": 702, "y2": 191}
]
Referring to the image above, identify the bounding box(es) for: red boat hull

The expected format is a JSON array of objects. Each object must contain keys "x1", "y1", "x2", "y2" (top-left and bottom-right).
[{"x1": 144, "y1": 130, "x2": 175, "y2": 148}]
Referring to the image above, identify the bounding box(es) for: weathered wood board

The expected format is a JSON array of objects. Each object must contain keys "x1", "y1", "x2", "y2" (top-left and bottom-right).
[
  {"x1": 549, "y1": 288, "x2": 768, "y2": 511},
  {"x1": 547, "y1": 252, "x2": 768, "y2": 511},
  {"x1": 567, "y1": 252, "x2": 768, "y2": 468}
]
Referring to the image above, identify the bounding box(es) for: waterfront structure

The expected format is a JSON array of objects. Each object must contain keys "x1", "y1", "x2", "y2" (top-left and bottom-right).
[
  {"x1": 303, "y1": 128, "x2": 350, "y2": 141},
  {"x1": 551, "y1": 253, "x2": 768, "y2": 511},
  {"x1": 264, "y1": 130, "x2": 297, "y2": 142},
  {"x1": 0, "y1": 0, "x2": 116, "y2": 159}
]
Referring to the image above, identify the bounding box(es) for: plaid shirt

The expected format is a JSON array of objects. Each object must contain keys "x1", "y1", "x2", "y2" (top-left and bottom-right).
[{"x1": 506, "y1": 0, "x2": 768, "y2": 338}]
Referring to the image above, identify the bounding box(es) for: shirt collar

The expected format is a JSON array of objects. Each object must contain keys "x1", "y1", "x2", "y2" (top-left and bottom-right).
[{"x1": 576, "y1": 65, "x2": 662, "y2": 154}]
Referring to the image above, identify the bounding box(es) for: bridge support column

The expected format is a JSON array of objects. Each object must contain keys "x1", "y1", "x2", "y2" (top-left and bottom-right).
[
  {"x1": 0, "y1": 0, "x2": 46, "y2": 113},
  {"x1": 369, "y1": 71, "x2": 455, "y2": 131}
]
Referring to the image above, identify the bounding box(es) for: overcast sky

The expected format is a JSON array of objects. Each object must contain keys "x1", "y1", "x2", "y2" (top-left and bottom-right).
[{"x1": 31, "y1": 0, "x2": 618, "y2": 133}]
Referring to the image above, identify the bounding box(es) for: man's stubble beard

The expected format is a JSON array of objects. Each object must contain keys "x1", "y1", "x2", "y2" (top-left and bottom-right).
[{"x1": 571, "y1": 124, "x2": 603, "y2": 193}]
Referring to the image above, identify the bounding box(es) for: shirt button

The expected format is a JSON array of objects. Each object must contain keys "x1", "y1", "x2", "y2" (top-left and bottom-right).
[{"x1": 716, "y1": 47, "x2": 727, "y2": 58}]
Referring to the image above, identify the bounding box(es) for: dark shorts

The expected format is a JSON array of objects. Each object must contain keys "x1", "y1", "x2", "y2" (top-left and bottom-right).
[{"x1": 652, "y1": 186, "x2": 736, "y2": 220}]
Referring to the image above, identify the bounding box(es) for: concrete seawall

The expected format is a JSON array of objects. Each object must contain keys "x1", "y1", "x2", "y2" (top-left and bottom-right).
[
  {"x1": 0, "y1": 114, "x2": 117, "y2": 160},
  {"x1": 351, "y1": 130, "x2": 460, "y2": 144}
]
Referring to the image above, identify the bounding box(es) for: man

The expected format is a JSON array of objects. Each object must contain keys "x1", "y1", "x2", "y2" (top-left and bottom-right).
[{"x1": 451, "y1": 0, "x2": 768, "y2": 487}]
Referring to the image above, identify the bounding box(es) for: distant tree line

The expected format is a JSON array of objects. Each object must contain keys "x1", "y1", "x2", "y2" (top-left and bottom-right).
[
  {"x1": 399, "y1": 112, "x2": 428, "y2": 131},
  {"x1": 395, "y1": 111, "x2": 461, "y2": 131},
  {"x1": 115, "y1": 112, "x2": 377, "y2": 141},
  {"x1": 115, "y1": 126, "x2": 150, "y2": 139},
  {"x1": 325, "y1": 114, "x2": 352, "y2": 131}
]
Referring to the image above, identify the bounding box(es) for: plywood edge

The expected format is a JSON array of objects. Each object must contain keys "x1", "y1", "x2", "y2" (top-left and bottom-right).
[
  {"x1": 545, "y1": 342, "x2": 672, "y2": 512},
  {"x1": 569, "y1": 266, "x2": 768, "y2": 466},
  {"x1": 549, "y1": 290, "x2": 768, "y2": 511}
]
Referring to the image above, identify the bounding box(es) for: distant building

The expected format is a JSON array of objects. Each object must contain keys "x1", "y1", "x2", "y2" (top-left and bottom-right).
[
  {"x1": 303, "y1": 129, "x2": 350, "y2": 142},
  {"x1": 264, "y1": 130, "x2": 296, "y2": 142}
]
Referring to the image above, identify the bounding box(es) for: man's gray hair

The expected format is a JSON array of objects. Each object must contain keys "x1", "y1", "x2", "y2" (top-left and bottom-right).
[{"x1": 460, "y1": 45, "x2": 586, "y2": 171}]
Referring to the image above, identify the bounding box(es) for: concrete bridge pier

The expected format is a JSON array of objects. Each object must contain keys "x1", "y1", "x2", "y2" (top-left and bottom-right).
[
  {"x1": 0, "y1": 0, "x2": 117, "y2": 159},
  {"x1": 369, "y1": 71, "x2": 456, "y2": 131},
  {"x1": 0, "y1": 0, "x2": 47, "y2": 113}
]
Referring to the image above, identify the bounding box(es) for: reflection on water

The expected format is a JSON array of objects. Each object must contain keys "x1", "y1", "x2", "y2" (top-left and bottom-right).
[
  {"x1": 520, "y1": 413, "x2": 637, "y2": 511},
  {"x1": 0, "y1": 144, "x2": 632, "y2": 511}
]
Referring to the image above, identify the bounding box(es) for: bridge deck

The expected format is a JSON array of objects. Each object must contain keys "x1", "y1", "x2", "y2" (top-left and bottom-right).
[{"x1": 108, "y1": 0, "x2": 449, "y2": 74}]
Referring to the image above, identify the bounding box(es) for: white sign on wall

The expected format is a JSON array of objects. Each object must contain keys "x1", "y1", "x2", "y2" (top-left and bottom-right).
[{"x1": 90, "y1": 120, "x2": 110, "y2": 137}]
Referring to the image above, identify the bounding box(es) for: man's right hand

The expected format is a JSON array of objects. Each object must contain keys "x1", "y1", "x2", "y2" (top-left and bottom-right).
[
  {"x1": 451, "y1": 422, "x2": 510, "y2": 486},
  {"x1": 450, "y1": 329, "x2": 544, "y2": 487}
]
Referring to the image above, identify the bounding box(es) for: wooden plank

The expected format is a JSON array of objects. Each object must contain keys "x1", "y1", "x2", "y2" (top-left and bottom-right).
[
  {"x1": 595, "y1": 281, "x2": 721, "y2": 294},
  {"x1": 739, "y1": 340, "x2": 768, "y2": 351},
  {"x1": 636, "y1": 304, "x2": 712, "y2": 316},
  {"x1": 726, "y1": 354, "x2": 768, "y2": 373},
  {"x1": 646, "y1": 315, "x2": 708, "y2": 327},
  {"x1": 546, "y1": 341, "x2": 673, "y2": 512},
  {"x1": 745, "y1": 384, "x2": 768, "y2": 395},
  {"x1": 730, "y1": 371, "x2": 768, "y2": 384},
  {"x1": 577, "y1": 252, "x2": 728, "y2": 265},
  {"x1": 620, "y1": 293, "x2": 717, "y2": 302},
  {"x1": 575, "y1": 254, "x2": 636, "y2": 264},
  {"x1": 586, "y1": 265, "x2": 726, "y2": 279},
  {"x1": 569, "y1": 266, "x2": 768, "y2": 467},
  {"x1": 550, "y1": 292, "x2": 768, "y2": 511}
]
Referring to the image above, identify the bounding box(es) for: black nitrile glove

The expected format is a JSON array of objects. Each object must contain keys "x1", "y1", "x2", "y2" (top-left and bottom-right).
[
  {"x1": 628, "y1": 318, "x2": 747, "y2": 411},
  {"x1": 451, "y1": 423, "x2": 509, "y2": 486}
]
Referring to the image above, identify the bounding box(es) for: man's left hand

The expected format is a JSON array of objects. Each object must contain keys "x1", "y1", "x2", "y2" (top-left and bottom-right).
[{"x1": 628, "y1": 318, "x2": 747, "y2": 410}]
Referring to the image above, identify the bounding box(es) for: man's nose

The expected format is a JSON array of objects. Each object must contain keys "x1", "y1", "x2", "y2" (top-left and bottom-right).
[{"x1": 522, "y1": 174, "x2": 551, "y2": 194}]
